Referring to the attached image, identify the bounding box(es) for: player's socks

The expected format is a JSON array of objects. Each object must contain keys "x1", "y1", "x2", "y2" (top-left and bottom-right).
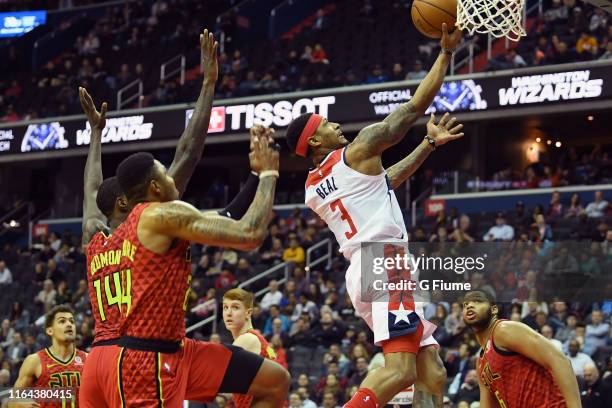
[{"x1": 343, "y1": 388, "x2": 379, "y2": 408}]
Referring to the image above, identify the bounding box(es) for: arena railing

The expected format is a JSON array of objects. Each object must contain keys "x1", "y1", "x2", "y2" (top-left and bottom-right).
[
  {"x1": 186, "y1": 298, "x2": 218, "y2": 334},
  {"x1": 116, "y1": 79, "x2": 143, "y2": 111},
  {"x1": 305, "y1": 238, "x2": 332, "y2": 281},
  {"x1": 160, "y1": 54, "x2": 186, "y2": 86}
]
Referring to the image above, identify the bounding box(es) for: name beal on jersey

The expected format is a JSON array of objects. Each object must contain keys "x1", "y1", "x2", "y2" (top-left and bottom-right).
[{"x1": 314, "y1": 176, "x2": 339, "y2": 199}]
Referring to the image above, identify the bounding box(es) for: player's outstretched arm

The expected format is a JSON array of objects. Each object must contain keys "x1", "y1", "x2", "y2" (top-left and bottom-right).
[
  {"x1": 168, "y1": 29, "x2": 219, "y2": 196},
  {"x1": 80, "y1": 87, "x2": 108, "y2": 246},
  {"x1": 141, "y1": 136, "x2": 278, "y2": 251},
  {"x1": 386, "y1": 113, "x2": 464, "y2": 189},
  {"x1": 7, "y1": 354, "x2": 40, "y2": 408},
  {"x1": 383, "y1": 23, "x2": 462, "y2": 140},
  {"x1": 495, "y1": 321, "x2": 582, "y2": 408}
]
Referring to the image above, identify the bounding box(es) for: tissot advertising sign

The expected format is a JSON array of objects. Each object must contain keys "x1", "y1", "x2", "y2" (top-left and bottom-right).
[{"x1": 1, "y1": 63, "x2": 611, "y2": 158}]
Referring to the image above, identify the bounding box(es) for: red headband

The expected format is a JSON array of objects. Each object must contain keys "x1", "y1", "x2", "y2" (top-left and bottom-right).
[{"x1": 295, "y1": 114, "x2": 323, "y2": 157}]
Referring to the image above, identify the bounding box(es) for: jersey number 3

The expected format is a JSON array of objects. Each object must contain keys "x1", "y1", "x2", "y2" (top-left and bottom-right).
[{"x1": 330, "y1": 199, "x2": 357, "y2": 239}]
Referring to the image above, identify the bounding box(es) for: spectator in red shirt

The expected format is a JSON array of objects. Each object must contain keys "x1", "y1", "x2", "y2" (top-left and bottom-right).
[
  {"x1": 311, "y1": 44, "x2": 329, "y2": 64},
  {"x1": 548, "y1": 191, "x2": 564, "y2": 217},
  {"x1": 215, "y1": 268, "x2": 235, "y2": 290}
]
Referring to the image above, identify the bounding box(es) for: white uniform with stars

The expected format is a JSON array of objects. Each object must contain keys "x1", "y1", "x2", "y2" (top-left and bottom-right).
[{"x1": 305, "y1": 147, "x2": 436, "y2": 347}]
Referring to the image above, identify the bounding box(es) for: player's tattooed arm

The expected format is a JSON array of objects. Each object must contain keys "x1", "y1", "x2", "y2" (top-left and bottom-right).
[
  {"x1": 144, "y1": 135, "x2": 278, "y2": 251},
  {"x1": 7, "y1": 354, "x2": 40, "y2": 408},
  {"x1": 495, "y1": 321, "x2": 582, "y2": 408},
  {"x1": 168, "y1": 29, "x2": 218, "y2": 196},
  {"x1": 382, "y1": 23, "x2": 462, "y2": 140},
  {"x1": 386, "y1": 113, "x2": 464, "y2": 189},
  {"x1": 79, "y1": 87, "x2": 108, "y2": 246}
]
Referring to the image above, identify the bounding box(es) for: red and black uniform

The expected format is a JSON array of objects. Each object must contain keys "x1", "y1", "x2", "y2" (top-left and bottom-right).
[
  {"x1": 232, "y1": 330, "x2": 277, "y2": 408},
  {"x1": 34, "y1": 348, "x2": 87, "y2": 408},
  {"x1": 478, "y1": 320, "x2": 566, "y2": 408},
  {"x1": 90, "y1": 203, "x2": 263, "y2": 408},
  {"x1": 81, "y1": 226, "x2": 131, "y2": 408}
]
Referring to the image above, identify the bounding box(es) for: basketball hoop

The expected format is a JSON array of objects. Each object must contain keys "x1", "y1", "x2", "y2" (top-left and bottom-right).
[{"x1": 456, "y1": 0, "x2": 526, "y2": 42}]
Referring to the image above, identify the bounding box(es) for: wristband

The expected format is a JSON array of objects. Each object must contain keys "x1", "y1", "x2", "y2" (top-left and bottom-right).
[
  {"x1": 424, "y1": 135, "x2": 436, "y2": 150},
  {"x1": 259, "y1": 170, "x2": 279, "y2": 179},
  {"x1": 441, "y1": 48, "x2": 454, "y2": 55}
]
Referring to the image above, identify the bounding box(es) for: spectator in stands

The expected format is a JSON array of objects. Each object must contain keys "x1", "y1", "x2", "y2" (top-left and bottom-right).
[
  {"x1": 347, "y1": 356, "x2": 369, "y2": 388},
  {"x1": 541, "y1": 324, "x2": 563, "y2": 351},
  {"x1": 292, "y1": 294, "x2": 318, "y2": 322},
  {"x1": 489, "y1": 49, "x2": 526, "y2": 70},
  {"x1": 548, "y1": 191, "x2": 563, "y2": 217},
  {"x1": 533, "y1": 35, "x2": 553, "y2": 65},
  {"x1": 283, "y1": 236, "x2": 305, "y2": 265},
  {"x1": 35, "y1": 279, "x2": 57, "y2": 313},
  {"x1": 0, "y1": 319, "x2": 15, "y2": 349},
  {"x1": 1, "y1": 105, "x2": 19, "y2": 122},
  {"x1": 262, "y1": 238, "x2": 284, "y2": 265},
  {"x1": 0, "y1": 367, "x2": 10, "y2": 388},
  {"x1": 313, "y1": 311, "x2": 345, "y2": 348},
  {"x1": 9, "y1": 302, "x2": 29, "y2": 333},
  {"x1": 0, "y1": 260, "x2": 12, "y2": 286},
  {"x1": 450, "y1": 214, "x2": 475, "y2": 243},
  {"x1": 452, "y1": 369, "x2": 479, "y2": 405},
  {"x1": 556, "y1": 313, "x2": 578, "y2": 343},
  {"x1": 54, "y1": 280, "x2": 72, "y2": 305},
  {"x1": 311, "y1": 44, "x2": 329, "y2": 64},
  {"x1": 389, "y1": 63, "x2": 405, "y2": 81},
  {"x1": 405, "y1": 60, "x2": 427, "y2": 80},
  {"x1": 301, "y1": 46, "x2": 313, "y2": 63},
  {"x1": 289, "y1": 392, "x2": 304, "y2": 408},
  {"x1": 6, "y1": 332, "x2": 27, "y2": 366},
  {"x1": 238, "y1": 71, "x2": 260, "y2": 96},
  {"x1": 320, "y1": 391, "x2": 340, "y2": 408},
  {"x1": 261, "y1": 280, "x2": 283, "y2": 311},
  {"x1": 259, "y1": 72, "x2": 281, "y2": 93},
  {"x1": 545, "y1": 246, "x2": 579, "y2": 274},
  {"x1": 567, "y1": 339, "x2": 595, "y2": 378},
  {"x1": 569, "y1": 7, "x2": 588, "y2": 35},
  {"x1": 298, "y1": 387, "x2": 318, "y2": 408},
  {"x1": 551, "y1": 38, "x2": 578, "y2": 64},
  {"x1": 313, "y1": 9, "x2": 330, "y2": 31},
  {"x1": 600, "y1": 42, "x2": 612, "y2": 60},
  {"x1": 315, "y1": 359, "x2": 347, "y2": 396},
  {"x1": 365, "y1": 64, "x2": 388, "y2": 84},
  {"x1": 263, "y1": 304, "x2": 291, "y2": 337},
  {"x1": 585, "y1": 191, "x2": 609, "y2": 218},
  {"x1": 116, "y1": 63, "x2": 134, "y2": 89},
  {"x1": 581, "y1": 363, "x2": 612, "y2": 407},
  {"x1": 533, "y1": 214, "x2": 554, "y2": 242},
  {"x1": 585, "y1": 310, "x2": 609, "y2": 355},
  {"x1": 543, "y1": 0, "x2": 568, "y2": 26},
  {"x1": 565, "y1": 193, "x2": 584, "y2": 218},
  {"x1": 576, "y1": 31, "x2": 599, "y2": 58},
  {"x1": 271, "y1": 334, "x2": 288, "y2": 369},
  {"x1": 24, "y1": 334, "x2": 40, "y2": 356},
  {"x1": 483, "y1": 213, "x2": 515, "y2": 241}
]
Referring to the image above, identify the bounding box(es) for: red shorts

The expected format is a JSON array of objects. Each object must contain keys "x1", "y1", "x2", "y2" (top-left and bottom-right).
[
  {"x1": 80, "y1": 344, "x2": 118, "y2": 408},
  {"x1": 80, "y1": 339, "x2": 255, "y2": 408},
  {"x1": 380, "y1": 321, "x2": 425, "y2": 355}
]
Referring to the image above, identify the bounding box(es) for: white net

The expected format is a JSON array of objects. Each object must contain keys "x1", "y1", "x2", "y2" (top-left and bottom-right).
[{"x1": 457, "y1": 0, "x2": 526, "y2": 42}]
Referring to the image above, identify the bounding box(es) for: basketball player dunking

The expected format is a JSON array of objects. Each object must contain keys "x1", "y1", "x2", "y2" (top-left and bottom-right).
[
  {"x1": 223, "y1": 288, "x2": 281, "y2": 408},
  {"x1": 10, "y1": 305, "x2": 87, "y2": 408},
  {"x1": 286, "y1": 24, "x2": 462, "y2": 408},
  {"x1": 463, "y1": 291, "x2": 581, "y2": 408}
]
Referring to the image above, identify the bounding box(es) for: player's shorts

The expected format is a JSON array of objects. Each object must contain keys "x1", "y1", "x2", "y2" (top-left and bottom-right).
[
  {"x1": 346, "y1": 246, "x2": 436, "y2": 352},
  {"x1": 81, "y1": 338, "x2": 264, "y2": 408},
  {"x1": 80, "y1": 343, "x2": 120, "y2": 408}
]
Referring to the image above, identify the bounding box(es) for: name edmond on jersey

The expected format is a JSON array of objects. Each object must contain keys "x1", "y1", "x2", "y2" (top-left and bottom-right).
[
  {"x1": 498, "y1": 70, "x2": 603, "y2": 106},
  {"x1": 76, "y1": 115, "x2": 154, "y2": 146}
]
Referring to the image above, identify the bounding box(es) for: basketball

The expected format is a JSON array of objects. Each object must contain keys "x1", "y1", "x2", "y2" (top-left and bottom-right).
[{"x1": 411, "y1": 0, "x2": 458, "y2": 39}]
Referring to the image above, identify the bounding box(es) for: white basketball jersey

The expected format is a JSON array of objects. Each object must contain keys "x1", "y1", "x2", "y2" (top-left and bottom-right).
[{"x1": 305, "y1": 147, "x2": 408, "y2": 258}]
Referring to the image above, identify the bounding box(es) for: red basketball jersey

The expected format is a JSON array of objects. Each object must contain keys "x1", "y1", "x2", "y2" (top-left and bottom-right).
[
  {"x1": 34, "y1": 348, "x2": 87, "y2": 408},
  {"x1": 114, "y1": 202, "x2": 192, "y2": 342},
  {"x1": 478, "y1": 320, "x2": 566, "y2": 408},
  {"x1": 233, "y1": 330, "x2": 277, "y2": 408},
  {"x1": 85, "y1": 231, "x2": 124, "y2": 344}
]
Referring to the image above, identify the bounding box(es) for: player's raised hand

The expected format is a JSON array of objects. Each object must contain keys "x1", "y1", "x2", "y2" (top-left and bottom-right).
[
  {"x1": 200, "y1": 28, "x2": 218, "y2": 84},
  {"x1": 426, "y1": 112, "x2": 464, "y2": 146},
  {"x1": 249, "y1": 126, "x2": 279, "y2": 173},
  {"x1": 79, "y1": 86, "x2": 107, "y2": 131},
  {"x1": 249, "y1": 125, "x2": 276, "y2": 173},
  {"x1": 440, "y1": 22, "x2": 462, "y2": 52}
]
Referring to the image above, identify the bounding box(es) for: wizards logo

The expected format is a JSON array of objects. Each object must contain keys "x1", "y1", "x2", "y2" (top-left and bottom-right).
[{"x1": 21, "y1": 122, "x2": 68, "y2": 152}]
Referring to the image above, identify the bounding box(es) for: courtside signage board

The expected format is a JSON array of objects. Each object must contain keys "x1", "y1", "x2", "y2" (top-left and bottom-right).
[{"x1": 1, "y1": 62, "x2": 611, "y2": 158}]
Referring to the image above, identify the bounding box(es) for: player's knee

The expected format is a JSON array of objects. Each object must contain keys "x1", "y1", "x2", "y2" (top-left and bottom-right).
[{"x1": 432, "y1": 363, "x2": 447, "y2": 390}]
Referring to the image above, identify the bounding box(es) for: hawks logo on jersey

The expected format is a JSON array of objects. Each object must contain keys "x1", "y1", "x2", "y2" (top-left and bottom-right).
[
  {"x1": 305, "y1": 147, "x2": 407, "y2": 258},
  {"x1": 34, "y1": 348, "x2": 87, "y2": 408}
]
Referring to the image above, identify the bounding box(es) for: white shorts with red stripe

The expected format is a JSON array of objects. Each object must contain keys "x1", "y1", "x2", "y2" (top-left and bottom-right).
[{"x1": 345, "y1": 247, "x2": 437, "y2": 347}]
